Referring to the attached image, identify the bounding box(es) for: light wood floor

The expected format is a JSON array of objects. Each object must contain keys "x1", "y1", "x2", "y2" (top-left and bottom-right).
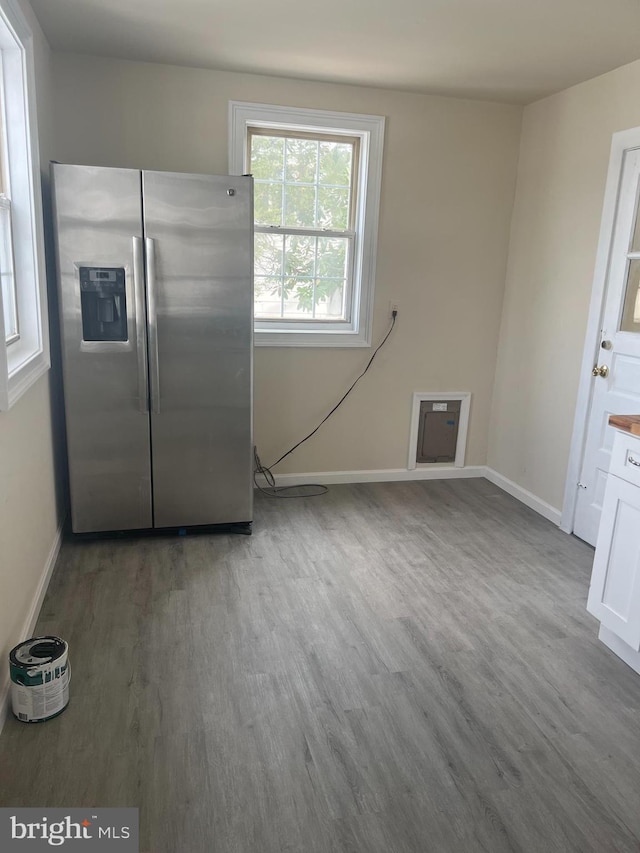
[{"x1": 1, "y1": 479, "x2": 640, "y2": 852}]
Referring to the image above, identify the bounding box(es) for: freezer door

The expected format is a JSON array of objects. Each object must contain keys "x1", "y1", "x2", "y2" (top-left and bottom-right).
[
  {"x1": 52, "y1": 164, "x2": 152, "y2": 533},
  {"x1": 143, "y1": 171, "x2": 253, "y2": 527}
]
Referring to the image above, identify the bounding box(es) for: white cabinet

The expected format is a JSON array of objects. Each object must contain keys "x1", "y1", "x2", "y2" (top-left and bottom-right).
[{"x1": 588, "y1": 429, "x2": 640, "y2": 669}]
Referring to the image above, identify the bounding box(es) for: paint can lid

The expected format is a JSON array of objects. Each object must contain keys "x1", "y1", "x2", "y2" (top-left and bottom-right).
[{"x1": 9, "y1": 636, "x2": 68, "y2": 669}]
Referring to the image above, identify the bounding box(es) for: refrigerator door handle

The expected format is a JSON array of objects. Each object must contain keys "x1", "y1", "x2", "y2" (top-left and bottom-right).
[
  {"x1": 132, "y1": 236, "x2": 149, "y2": 413},
  {"x1": 145, "y1": 237, "x2": 161, "y2": 414}
]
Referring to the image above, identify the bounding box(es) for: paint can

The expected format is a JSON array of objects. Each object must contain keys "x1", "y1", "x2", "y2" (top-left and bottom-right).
[{"x1": 9, "y1": 636, "x2": 70, "y2": 723}]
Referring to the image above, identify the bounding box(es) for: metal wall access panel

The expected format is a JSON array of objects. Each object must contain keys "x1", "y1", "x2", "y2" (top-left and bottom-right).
[
  {"x1": 52, "y1": 164, "x2": 153, "y2": 532},
  {"x1": 417, "y1": 399, "x2": 461, "y2": 463},
  {"x1": 142, "y1": 171, "x2": 253, "y2": 528}
]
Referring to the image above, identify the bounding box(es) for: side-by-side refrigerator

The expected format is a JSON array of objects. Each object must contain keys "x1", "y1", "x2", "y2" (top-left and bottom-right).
[{"x1": 51, "y1": 164, "x2": 253, "y2": 534}]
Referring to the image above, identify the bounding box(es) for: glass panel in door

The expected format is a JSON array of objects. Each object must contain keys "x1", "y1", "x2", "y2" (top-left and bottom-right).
[{"x1": 620, "y1": 259, "x2": 640, "y2": 332}]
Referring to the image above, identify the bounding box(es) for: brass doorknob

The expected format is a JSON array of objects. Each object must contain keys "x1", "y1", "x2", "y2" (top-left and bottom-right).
[{"x1": 592, "y1": 364, "x2": 609, "y2": 378}]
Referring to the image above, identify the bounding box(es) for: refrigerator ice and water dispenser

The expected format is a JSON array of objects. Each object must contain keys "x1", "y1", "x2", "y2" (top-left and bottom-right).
[{"x1": 79, "y1": 266, "x2": 127, "y2": 341}]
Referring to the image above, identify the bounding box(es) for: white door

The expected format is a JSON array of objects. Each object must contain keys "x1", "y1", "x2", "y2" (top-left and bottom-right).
[{"x1": 574, "y1": 148, "x2": 640, "y2": 545}]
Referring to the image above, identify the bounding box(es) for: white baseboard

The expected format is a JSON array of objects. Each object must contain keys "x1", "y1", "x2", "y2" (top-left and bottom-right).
[
  {"x1": 484, "y1": 467, "x2": 562, "y2": 525},
  {"x1": 257, "y1": 465, "x2": 562, "y2": 526},
  {"x1": 256, "y1": 465, "x2": 487, "y2": 488},
  {"x1": 0, "y1": 522, "x2": 64, "y2": 734}
]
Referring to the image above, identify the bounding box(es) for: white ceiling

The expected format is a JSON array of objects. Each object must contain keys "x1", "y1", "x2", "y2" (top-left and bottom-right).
[{"x1": 29, "y1": 0, "x2": 640, "y2": 104}]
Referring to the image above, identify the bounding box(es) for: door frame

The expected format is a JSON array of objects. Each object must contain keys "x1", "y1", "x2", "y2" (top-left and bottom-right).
[{"x1": 561, "y1": 126, "x2": 640, "y2": 534}]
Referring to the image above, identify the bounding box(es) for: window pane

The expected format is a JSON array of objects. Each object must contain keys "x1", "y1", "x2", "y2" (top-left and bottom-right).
[
  {"x1": 0, "y1": 204, "x2": 17, "y2": 341},
  {"x1": 285, "y1": 138, "x2": 317, "y2": 184},
  {"x1": 631, "y1": 195, "x2": 640, "y2": 252},
  {"x1": 283, "y1": 278, "x2": 314, "y2": 317},
  {"x1": 255, "y1": 232, "x2": 283, "y2": 277},
  {"x1": 314, "y1": 280, "x2": 346, "y2": 318},
  {"x1": 254, "y1": 277, "x2": 283, "y2": 318},
  {"x1": 621, "y1": 259, "x2": 640, "y2": 332},
  {"x1": 250, "y1": 133, "x2": 356, "y2": 231},
  {"x1": 318, "y1": 186, "x2": 350, "y2": 230},
  {"x1": 317, "y1": 236, "x2": 348, "y2": 278},
  {"x1": 318, "y1": 141, "x2": 352, "y2": 187},
  {"x1": 316, "y1": 236, "x2": 348, "y2": 319},
  {"x1": 254, "y1": 182, "x2": 283, "y2": 227},
  {"x1": 284, "y1": 235, "x2": 315, "y2": 278},
  {"x1": 254, "y1": 234, "x2": 347, "y2": 320},
  {"x1": 252, "y1": 235, "x2": 349, "y2": 321},
  {"x1": 251, "y1": 135, "x2": 284, "y2": 181},
  {"x1": 284, "y1": 184, "x2": 316, "y2": 228}
]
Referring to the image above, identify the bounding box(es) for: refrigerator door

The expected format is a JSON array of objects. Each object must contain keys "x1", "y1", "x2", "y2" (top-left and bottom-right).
[
  {"x1": 52, "y1": 164, "x2": 153, "y2": 532},
  {"x1": 142, "y1": 171, "x2": 253, "y2": 527}
]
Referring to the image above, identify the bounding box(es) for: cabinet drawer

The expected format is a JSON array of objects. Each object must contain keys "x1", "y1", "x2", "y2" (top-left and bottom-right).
[{"x1": 609, "y1": 430, "x2": 640, "y2": 487}]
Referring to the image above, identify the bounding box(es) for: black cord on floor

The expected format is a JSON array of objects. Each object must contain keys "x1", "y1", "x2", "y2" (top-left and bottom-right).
[
  {"x1": 253, "y1": 448, "x2": 328, "y2": 498},
  {"x1": 254, "y1": 311, "x2": 398, "y2": 499}
]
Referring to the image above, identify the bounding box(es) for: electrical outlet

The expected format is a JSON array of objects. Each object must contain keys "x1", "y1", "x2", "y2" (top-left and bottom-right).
[{"x1": 389, "y1": 302, "x2": 399, "y2": 317}]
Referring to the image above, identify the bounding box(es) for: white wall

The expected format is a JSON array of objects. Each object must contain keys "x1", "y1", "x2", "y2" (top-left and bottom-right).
[
  {"x1": 50, "y1": 54, "x2": 522, "y2": 475},
  {"x1": 489, "y1": 58, "x2": 640, "y2": 513},
  {"x1": 0, "y1": 2, "x2": 61, "y2": 713}
]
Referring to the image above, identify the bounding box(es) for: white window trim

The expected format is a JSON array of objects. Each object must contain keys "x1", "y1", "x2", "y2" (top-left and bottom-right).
[
  {"x1": 0, "y1": 0, "x2": 49, "y2": 411},
  {"x1": 229, "y1": 101, "x2": 384, "y2": 348}
]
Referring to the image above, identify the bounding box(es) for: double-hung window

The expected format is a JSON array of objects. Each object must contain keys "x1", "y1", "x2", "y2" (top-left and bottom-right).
[
  {"x1": 230, "y1": 102, "x2": 384, "y2": 347},
  {"x1": 0, "y1": 0, "x2": 48, "y2": 410}
]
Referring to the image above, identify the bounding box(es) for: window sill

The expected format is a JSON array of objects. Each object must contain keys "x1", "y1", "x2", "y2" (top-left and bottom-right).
[
  {"x1": 255, "y1": 327, "x2": 371, "y2": 348},
  {"x1": 0, "y1": 345, "x2": 50, "y2": 410}
]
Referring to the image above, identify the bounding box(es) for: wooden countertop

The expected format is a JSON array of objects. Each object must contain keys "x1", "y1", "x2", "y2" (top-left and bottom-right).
[{"x1": 609, "y1": 414, "x2": 640, "y2": 435}]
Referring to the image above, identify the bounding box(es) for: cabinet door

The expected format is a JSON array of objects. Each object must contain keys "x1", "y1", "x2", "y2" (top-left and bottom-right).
[{"x1": 587, "y1": 474, "x2": 640, "y2": 649}]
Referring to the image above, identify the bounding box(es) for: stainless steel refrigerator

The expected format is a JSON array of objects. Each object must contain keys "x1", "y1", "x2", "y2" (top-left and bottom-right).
[{"x1": 51, "y1": 164, "x2": 253, "y2": 534}]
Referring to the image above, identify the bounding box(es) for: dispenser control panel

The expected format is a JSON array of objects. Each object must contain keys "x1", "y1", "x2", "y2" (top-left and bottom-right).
[{"x1": 80, "y1": 266, "x2": 125, "y2": 291}]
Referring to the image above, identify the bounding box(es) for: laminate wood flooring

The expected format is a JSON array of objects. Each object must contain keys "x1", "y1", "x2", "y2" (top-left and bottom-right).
[{"x1": 2, "y1": 479, "x2": 640, "y2": 852}]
